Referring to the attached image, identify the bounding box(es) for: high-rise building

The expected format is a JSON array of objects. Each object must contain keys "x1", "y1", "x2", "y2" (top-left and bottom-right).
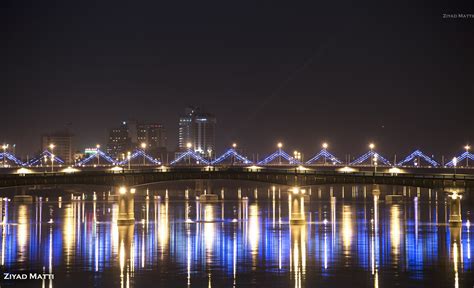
[
  {"x1": 137, "y1": 122, "x2": 167, "y2": 157},
  {"x1": 178, "y1": 107, "x2": 216, "y2": 156},
  {"x1": 41, "y1": 131, "x2": 73, "y2": 164},
  {"x1": 107, "y1": 121, "x2": 167, "y2": 159},
  {"x1": 106, "y1": 121, "x2": 132, "y2": 159}
]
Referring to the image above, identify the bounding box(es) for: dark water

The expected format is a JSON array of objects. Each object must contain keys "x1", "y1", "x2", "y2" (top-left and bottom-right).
[{"x1": 0, "y1": 190, "x2": 473, "y2": 287}]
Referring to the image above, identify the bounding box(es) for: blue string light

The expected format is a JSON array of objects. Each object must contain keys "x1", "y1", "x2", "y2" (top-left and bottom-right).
[
  {"x1": 0, "y1": 152, "x2": 25, "y2": 166},
  {"x1": 257, "y1": 149, "x2": 302, "y2": 165},
  {"x1": 350, "y1": 151, "x2": 391, "y2": 166},
  {"x1": 117, "y1": 149, "x2": 161, "y2": 165},
  {"x1": 26, "y1": 150, "x2": 65, "y2": 166},
  {"x1": 397, "y1": 150, "x2": 439, "y2": 167},
  {"x1": 170, "y1": 150, "x2": 210, "y2": 165},
  {"x1": 76, "y1": 149, "x2": 118, "y2": 166},
  {"x1": 211, "y1": 149, "x2": 252, "y2": 165},
  {"x1": 445, "y1": 151, "x2": 474, "y2": 167},
  {"x1": 305, "y1": 149, "x2": 342, "y2": 164}
]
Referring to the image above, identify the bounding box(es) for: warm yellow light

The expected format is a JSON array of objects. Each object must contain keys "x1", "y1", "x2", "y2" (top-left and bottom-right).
[
  {"x1": 2, "y1": 144, "x2": 8, "y2": 150},
  {"x1": 119, "y1": 187, "x2": 127, "y2": 194},
  {"x1": 232, "y1": 143, "x2": 237, "y2": 148},
  {"x1": 369, "y1": 143, "x2": 375, "y2": 150},
  {"x1": 49, "y1": 143, "x2": 55, "y2": 150},
  {"x1": 186, "y1": 142, "x2": 192, "y2": 149},
  {"x1": 465, "y1": 145, "x2": 471, "y2": 151},
  {"x1": 96, "y1": 144, "x2": 100, "y2": 149},
  {"x1": 293, "y1": 150, "x2": 298, "y2": 156},
  {"x1": 141, "y1": 142, "x2": 147, "y2": 149},
  {"x1": 130, "y1": 188, "x2": 136, "y2": 194},
  {"x1": 277, "y1": 142, "x2": 283, "y2": 149},
  {"x1": 322, "y1": 142, "x2": 328, "y2": 149},
  {"x1": 292, "y1": 187, "x2": 300, "y2": 194}
]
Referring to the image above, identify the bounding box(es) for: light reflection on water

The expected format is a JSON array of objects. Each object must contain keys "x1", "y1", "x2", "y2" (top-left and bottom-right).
[{"x1": 0, "y1": 195, "x2": 472, "y2": 288}]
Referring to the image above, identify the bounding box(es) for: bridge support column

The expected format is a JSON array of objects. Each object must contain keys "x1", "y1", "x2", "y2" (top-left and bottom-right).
[
  {"x1": 117, "y1": 186, "x2": 135, "y2": 225},
  {"x1": 447, "y1": 191, "x2": 463, "y2": 226},
  {"x1": 289, "y1": 188, "x2": 306, "y2": 225}
]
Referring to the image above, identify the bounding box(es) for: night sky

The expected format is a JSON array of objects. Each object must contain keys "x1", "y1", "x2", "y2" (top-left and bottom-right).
[{"x1": 2, "y1": 1, "x2": 473, "y2": 159}]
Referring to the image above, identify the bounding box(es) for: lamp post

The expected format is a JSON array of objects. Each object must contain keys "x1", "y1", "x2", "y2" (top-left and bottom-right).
[
  {"x1": 453, "y1": 157, "x2": 457, "y2": 177},
  {"x1": 369, "y1": 143, "x2": 375, "y2": 166},
  {"x1": 322, "y1": 142, "x2": 328, "y2": 165},
  {"x1": 127, "y1": 151, "x2": 131, "y2": 170},
  {"x1": 49, "y1": 144, "x2": 55, "y2": 172},
  {"x1": 186, "y1": 142, "x2": 192, "y2": 166},
  {"x1": 96, "y1": 144, "x2": 100, "y2": 166},
  {"x1": 373, "y1": 154, "x2": 378, "y2": 173},
  {"x1": 141, "y1": 142, "x2": 147, "y2": 166},
  {"x1": 277, "y1": 142, "x2": 283, "y2": 165},
  {"x1": 232, "y1": 143, "x2": 237, "y2": 165},
  {"x1": 2, "y1": 144, "x2": 8, "y2": 168},
  {"x1": 465, "y1": 145, "x2": 470, "y2": 167}
]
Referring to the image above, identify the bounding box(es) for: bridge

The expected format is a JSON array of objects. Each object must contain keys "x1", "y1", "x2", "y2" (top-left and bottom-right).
[{"x1": 0, "y1": 166, "x2": 472, "y2": 191}]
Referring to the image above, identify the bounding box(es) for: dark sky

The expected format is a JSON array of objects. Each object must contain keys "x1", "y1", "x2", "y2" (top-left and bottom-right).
[{"x1": 1, "y1": 0, "x2": 473, "y2": 159}]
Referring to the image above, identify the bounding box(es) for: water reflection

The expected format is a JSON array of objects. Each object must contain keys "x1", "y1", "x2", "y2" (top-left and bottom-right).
[{"x1": 0, "y1": 196, "x2": 472, "y2": 288}]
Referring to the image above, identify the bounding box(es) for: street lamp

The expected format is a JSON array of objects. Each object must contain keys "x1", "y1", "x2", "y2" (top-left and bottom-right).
[
  {"x1": 277, "y1": 142, "x2": 283, "y2": 164},
  {"x1": 232, "y1": 143, "x2": 237, "y2": 165},
  {"x1": 465, "y1": 145, "x2": 470, "y2": 167},
  {"x1": 186, "y1": 142, "x2": 192, "y2": 165},
  {"x1": 453, "y1": 157, "x2": 457, "y2": 176},
  {"x1": 141, "y1": 142, "x2": 147, "y2": 166},
  {"x1": 127, "y1": 151, "x2": 131, "y2": 170},
  {"x1": 322, "y1": 142, "x2": 328, "y2": 164},
  {"x1": 2, "y1": 144, "x2": 8, "y2": 168},
  {"x1": 49, "y1": 144, "x2": 55, "y2": 172},
  {"x1": 96, "y1": 144, "x2": 100, "y2": 166},
  {"x1": 369, "y1": 143, "x2": 375, "y2": 166},
  {"x1": 373, "y1": 154, "x2": 378, "y2": 173}
]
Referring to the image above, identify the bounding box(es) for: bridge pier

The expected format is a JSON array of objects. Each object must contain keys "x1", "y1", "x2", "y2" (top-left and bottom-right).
[
  {"x1": 289, "y1": 188, "x2": 305, "y2": 224},
  {"x1": 447, "y1": 190, "x2": 463, "y2": 226},
  {"x1": 117, "y1": 187, "x2": 135, "y2": 225}
]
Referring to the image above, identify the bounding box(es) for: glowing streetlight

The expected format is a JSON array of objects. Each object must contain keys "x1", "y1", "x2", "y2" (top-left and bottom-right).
[
  {"x1": 96, "y1": 144, "x2": 101, "y2": 166},
  {"x1": 232, "y1": 143, "x2": 237, "y2": 149},
  {"x1": 277, "y1": 142, "x2": 283, "y2": 164},
  {"x1": 322, "y1": 142, "x2": 328, "y2": 164},
  {"x1": 49, "y1": 144, "x2": 55, "y2": 172},
  {"x1": 141, "y1": 142, "x2": 147, "y2": 165},
  {"x1": 465, "y1": 145, "x2": 471, "y2": 167},
  {"x1": 2, "y1": 144, "x2": 8, "y2": 168},
  {"x1": 127, "y1": 151, "x2": 131, "y2": 170},
  {"x1": 453, "y1": 156, "x2": 458, "y2": 176},
  {"x1": 369, "y1": 143, "x2": 375, "y2": 150},
  {"x1": 186, "y1": 142, "x2": 192, "y2": 150}
]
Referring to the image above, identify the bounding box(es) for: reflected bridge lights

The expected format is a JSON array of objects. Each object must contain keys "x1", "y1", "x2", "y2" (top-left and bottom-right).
[
  {"x1": 289, "y1": 187, "x2": 306, "y2": 225},
  {"x1": 117, "y1": 186, "x2": 136, "y2": 225}
]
